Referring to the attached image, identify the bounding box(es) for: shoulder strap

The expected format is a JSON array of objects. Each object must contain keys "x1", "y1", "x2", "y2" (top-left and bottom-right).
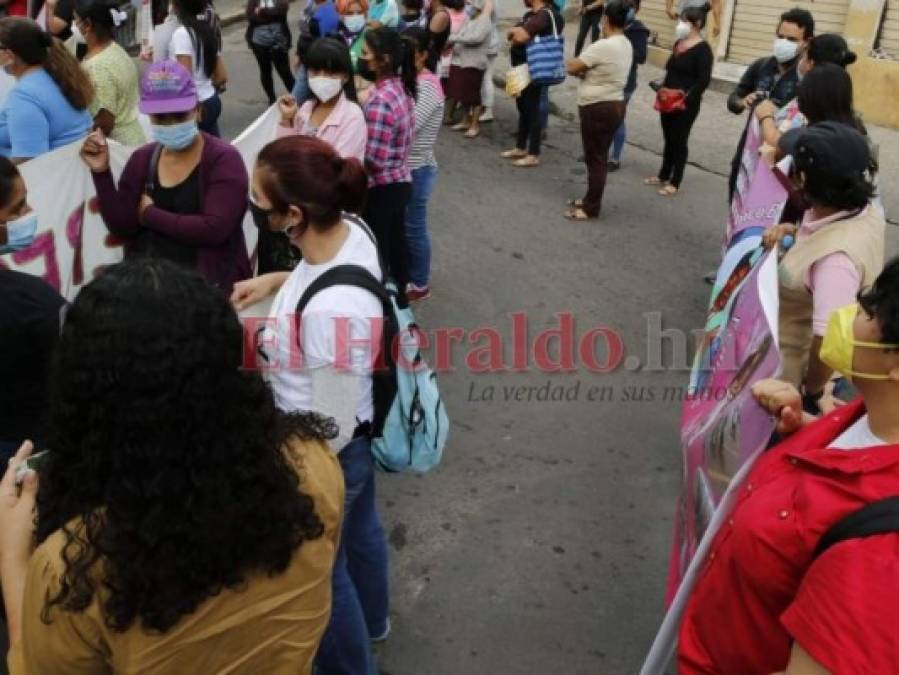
[
  {"x1": 295, "y1": 264, "x2": 391, "y2": 319},
  {"x1": 814, "y1": 496, "x2": 899, "y2": 559},
  {"x1": 145, "y1": 144, "x2": 163, "y2": 194},
  {"x1": 542, "y1": 7, "x2": 558, "y2": 39}
]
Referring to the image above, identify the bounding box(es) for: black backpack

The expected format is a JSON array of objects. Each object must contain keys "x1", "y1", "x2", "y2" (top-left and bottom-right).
[{"x1": 814, "y1": 497, "x2": 899, "y2": 559}]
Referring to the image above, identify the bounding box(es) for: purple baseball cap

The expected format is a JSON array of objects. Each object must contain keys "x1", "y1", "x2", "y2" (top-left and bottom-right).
[{"x1": 139, "y1": 61, "x2": 198, "y2": 115}]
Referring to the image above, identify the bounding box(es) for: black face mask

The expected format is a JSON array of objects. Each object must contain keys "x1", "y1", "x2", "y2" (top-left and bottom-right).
[
  {"x1": 357, "y1": 57, "x2": 376, "y2": 82},
  {"x1": 248, "y1": 199, "x2": 274, "y2": 231}
]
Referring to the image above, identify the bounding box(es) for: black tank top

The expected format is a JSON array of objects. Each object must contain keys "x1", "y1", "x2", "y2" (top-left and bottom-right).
[
  {"x1": 426, "y1": 9, "x2": 450, "y2": 72},
  {"x1": 131, "y1": 164, "x2": 201, "y2": 269}
]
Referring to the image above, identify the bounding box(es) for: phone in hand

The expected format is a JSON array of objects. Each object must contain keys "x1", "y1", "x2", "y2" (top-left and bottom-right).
[{"x1": 15, "y1": 450, "x2": 49, "y2": 485}]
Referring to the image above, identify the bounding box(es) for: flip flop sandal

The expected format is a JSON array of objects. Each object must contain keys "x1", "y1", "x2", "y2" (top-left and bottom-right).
[
  {"x1": 464, "y1": 128, "x2": 480, "y2": 138},
  {"x1": 513, "y1": 156, "x2": 540, "y2": 167},
  {"x1": 658, "y1": 185, "x2": 679, "y2": 196},
  {"x1": 501, "y1": 149, "x2": 528, "y2": 159},
  {"x1": 564, "y1": 208, "x2": 594, "y2": 221},
  {"x1": 451, "y1": 123, "x2": 469, "y2": 132},
  {"x1": 643, "y1": 177, "x2": 663, "y2": 186},
  {"x1": 567, "y1": 199, "x2": 585, "y2": 208}
]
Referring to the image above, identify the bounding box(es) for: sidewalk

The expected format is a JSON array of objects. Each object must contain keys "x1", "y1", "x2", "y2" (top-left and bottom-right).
[{"x1": 492, "y1": 18, "x2": 899, "y2": 224}]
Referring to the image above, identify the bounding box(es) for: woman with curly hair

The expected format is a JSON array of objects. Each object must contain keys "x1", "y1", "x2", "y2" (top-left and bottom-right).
[{"x1": 0, "y1": 258, "x2": 344, "y2": 674}]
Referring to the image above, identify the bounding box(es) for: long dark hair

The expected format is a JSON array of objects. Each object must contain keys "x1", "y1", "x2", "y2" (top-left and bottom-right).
[
  {"x1": 37, "y1": 259, "x2": 335, "y2": 633},
  {"x1": 304, "y1": 37, "x2": 358, "y2": 102},
  {"x1": 74, "y1": 0, "x2": 121, "y2": 41},
  {"x1": 171, "y1": 0, "x2": 218, "y2": 77},
  {"x1": 0, "y1": 18, "x2": 93, "y2": 110},
  {"x1": 798, "y1": 63, "x2": 857, "y2": 127},
  {"x1": 0, "y1": 156, "x2": 21, "y2": 209},
  {"x1": 365, "y1": 26, "x2": 417, "y2": 98}
]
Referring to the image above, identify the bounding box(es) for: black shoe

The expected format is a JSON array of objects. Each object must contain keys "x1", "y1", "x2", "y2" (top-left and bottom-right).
[{"x1": 608, "y1": 160, "x2": 620, "y2": 172}]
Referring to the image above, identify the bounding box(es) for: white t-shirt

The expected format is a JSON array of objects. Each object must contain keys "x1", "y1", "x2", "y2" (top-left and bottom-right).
[
  {"x1": 171, "y1": 26, "x2": 216, "y2": 102},
  {"x1": 577, "y1": 34, "x2": 633, "y2": 106},
  {"x1": 831, "y1": 415, "x2": 887, "y2": 450},
  {"x1": 261, "y1": 217, "x2": 383, "y2": 444}
]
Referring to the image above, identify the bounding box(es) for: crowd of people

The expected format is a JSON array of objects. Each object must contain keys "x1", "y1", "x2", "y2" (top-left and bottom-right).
[{"x1": 0, "y1": 0, "x2": 896, "y2": 671}]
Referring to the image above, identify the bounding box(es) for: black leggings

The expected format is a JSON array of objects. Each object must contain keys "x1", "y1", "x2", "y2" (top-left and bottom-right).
[
  {"x1": 516, "y1": 83, "x2": 544, "y2": 156},
  {"x1": 658, "y1": 101, "x2": 701, "y2": 189},
  {"x1": 364, "y1": 182, "x2": 412, "y2": 293},
  {"x1": 250, "y1": 44, "x2": 295, "y2": 104},
  {"x1": 574, "y1": 9, "x2": 602, "y2": 57}
]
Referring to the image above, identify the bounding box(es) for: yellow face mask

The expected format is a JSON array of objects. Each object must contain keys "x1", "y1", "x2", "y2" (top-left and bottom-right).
[{"x1": 819, "y1": 303, "x2": 899, "y2": 382}]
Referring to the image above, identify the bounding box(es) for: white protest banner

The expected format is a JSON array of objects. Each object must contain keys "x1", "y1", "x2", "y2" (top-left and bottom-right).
[{"x1": 1, "y1": 105, "x2": 282, "y2": 300}]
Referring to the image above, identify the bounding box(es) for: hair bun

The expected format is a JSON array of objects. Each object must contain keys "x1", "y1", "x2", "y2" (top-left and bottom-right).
[{"x1": 843, "y1": 50, "x2": 858, "y2": 66}]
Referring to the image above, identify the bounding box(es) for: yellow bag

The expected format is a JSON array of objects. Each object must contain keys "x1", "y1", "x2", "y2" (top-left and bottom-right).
[{"x1": 505, "y1": 64, "x2": 531, "y2": 98}]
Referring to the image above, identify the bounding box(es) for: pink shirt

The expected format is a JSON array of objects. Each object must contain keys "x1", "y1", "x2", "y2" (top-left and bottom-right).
[
  {"x1": 276, "y1": 92, "x2": 367, "y2": 162},
  {"x1": 797, "y1": 206, "x2": 866, "y2": 336}
]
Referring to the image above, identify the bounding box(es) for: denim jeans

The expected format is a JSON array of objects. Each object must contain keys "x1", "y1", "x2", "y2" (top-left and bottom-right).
[
  {"x1": 539, "y1": 85, "x2": 549, "y2": 130},
  {"x1": 315, "y1": 437, "x2": 389, "y2": 675},
  {"x1": 405, "y1": 164, "x2": 438, "y2": 287},
  {"x1": 611, "y1": 91, "x2": 633, "y2": 163},
  {"x1": 199, "y1": 93, "x2": 222, "y2": 138}
]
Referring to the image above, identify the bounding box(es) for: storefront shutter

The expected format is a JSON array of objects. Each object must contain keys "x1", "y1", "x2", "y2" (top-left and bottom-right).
[
  {"x1": 641, "y1": 0, "x2": 677, "y2": 51},
  {"x1": 877, "y1": 0, "x2": 899, "y2": 58},
  {"x1": 726, "y1": 0, "x2": 850, "y2": 65}
]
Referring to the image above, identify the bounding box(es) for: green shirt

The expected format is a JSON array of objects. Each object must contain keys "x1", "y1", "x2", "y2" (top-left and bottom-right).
[{"x1": 83, "y1": 42, "x2": 146, "y2": 147}]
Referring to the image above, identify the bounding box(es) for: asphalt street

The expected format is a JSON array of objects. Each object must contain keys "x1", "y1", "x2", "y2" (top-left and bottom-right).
[{"x1": 218, "y1": 13, "x2": 897, "y2": 675}]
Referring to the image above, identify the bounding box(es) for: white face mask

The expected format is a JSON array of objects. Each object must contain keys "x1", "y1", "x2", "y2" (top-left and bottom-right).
[
  {"x1": 309, "y1": 76, "x2": 343, "y2": 102},
  {"x1": 674, "y1": 20, "x2": 691, "y2": 41},
  {"x1": 343, "y1": 14, "x2": 365, "y2": 32},
  {"x1": 773, "y1": 37, "x2": 799, "y2": 64}
]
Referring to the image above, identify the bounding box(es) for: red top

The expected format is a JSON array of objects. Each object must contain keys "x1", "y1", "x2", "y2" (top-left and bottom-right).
[
  {"x1": 678, "y1": 398, "x2": 899, "y2": 675},
  {"x1": 6, "y1": 0, "x2": 27, "y2": 15}
]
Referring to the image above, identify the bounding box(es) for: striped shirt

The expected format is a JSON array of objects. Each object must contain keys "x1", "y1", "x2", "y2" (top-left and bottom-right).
[
  {"x1": 363, "y1": 76, "x2": 415, "y2": 186},
  {"x1": 409, "y1": 72, "x2": 445, "y2": 170}
]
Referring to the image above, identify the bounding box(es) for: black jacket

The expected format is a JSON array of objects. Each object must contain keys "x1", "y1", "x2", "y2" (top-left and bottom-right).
[
  {"x1": 624, "y1": 19, "x2": 650, "y2": 95},
  {"x1": 726, "y1": 55, "x2": 799, "y2": 114}
]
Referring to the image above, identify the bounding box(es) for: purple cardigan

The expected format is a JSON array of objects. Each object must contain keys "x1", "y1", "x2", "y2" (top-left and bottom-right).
[{"x1": 92, "y1": 133, "x2": 252, "y2": 293}]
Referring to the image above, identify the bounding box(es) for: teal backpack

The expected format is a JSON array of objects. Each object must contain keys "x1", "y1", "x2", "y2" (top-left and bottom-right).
[{"x1": 295, "y1": 259, "x2": 449, "y2": 473}]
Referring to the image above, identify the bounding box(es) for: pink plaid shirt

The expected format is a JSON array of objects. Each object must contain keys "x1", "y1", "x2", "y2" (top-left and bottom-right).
[{"x1": 363, "y1": 77, "x2": 414, "y2": 187}]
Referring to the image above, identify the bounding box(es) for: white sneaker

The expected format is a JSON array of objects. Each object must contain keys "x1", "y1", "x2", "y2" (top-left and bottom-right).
[{"x1": 480, "y1": 107, "x2": 494, "y2": 122}]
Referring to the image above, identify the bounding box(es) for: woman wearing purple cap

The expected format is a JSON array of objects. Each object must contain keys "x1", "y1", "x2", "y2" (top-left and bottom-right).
[{"x1": 79, "y1": 60, "x2": 251, "y2": 294}]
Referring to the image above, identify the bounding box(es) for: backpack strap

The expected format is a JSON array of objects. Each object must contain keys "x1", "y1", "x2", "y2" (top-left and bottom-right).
[
  {"x1": 814, "y1": 496, "x2": 899, "y2": 559},
  {"x1": 295, "y1": 264, "x2": 391, "y2": 321}
]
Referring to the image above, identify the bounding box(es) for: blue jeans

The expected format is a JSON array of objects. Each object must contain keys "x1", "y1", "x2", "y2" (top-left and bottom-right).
[
  {"x1": 539, "y1": 86, "x2": 549, "y2": 130},
  {"x1": 405, "y1": 164, "x2": 438, "y2": 287},
  {"x1": 291, "y1": 64, "x2": 311, "y2": 103},
  {"x1": 199, "y1": 93, "x2": 221, "y2": 138},
  {"x1": 315, "y1": 437, "x2": 388, "y2": 675},
  {"x1": 611, "y1": 91, "x2": 633, "y2": 162}
]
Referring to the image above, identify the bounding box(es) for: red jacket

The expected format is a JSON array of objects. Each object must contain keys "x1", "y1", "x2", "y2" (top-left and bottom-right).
[{"x1": 678, "y1": 398, "x2": 899, "y2": 674}]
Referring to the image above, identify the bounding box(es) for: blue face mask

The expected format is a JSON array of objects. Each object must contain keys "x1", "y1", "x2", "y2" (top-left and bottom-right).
[
  {"x1": 0, "y1": 211, "x2": 37, "y2": 255},
  {"x1": 151, "y1": 119, "x2": 199, "y2": 151}
]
